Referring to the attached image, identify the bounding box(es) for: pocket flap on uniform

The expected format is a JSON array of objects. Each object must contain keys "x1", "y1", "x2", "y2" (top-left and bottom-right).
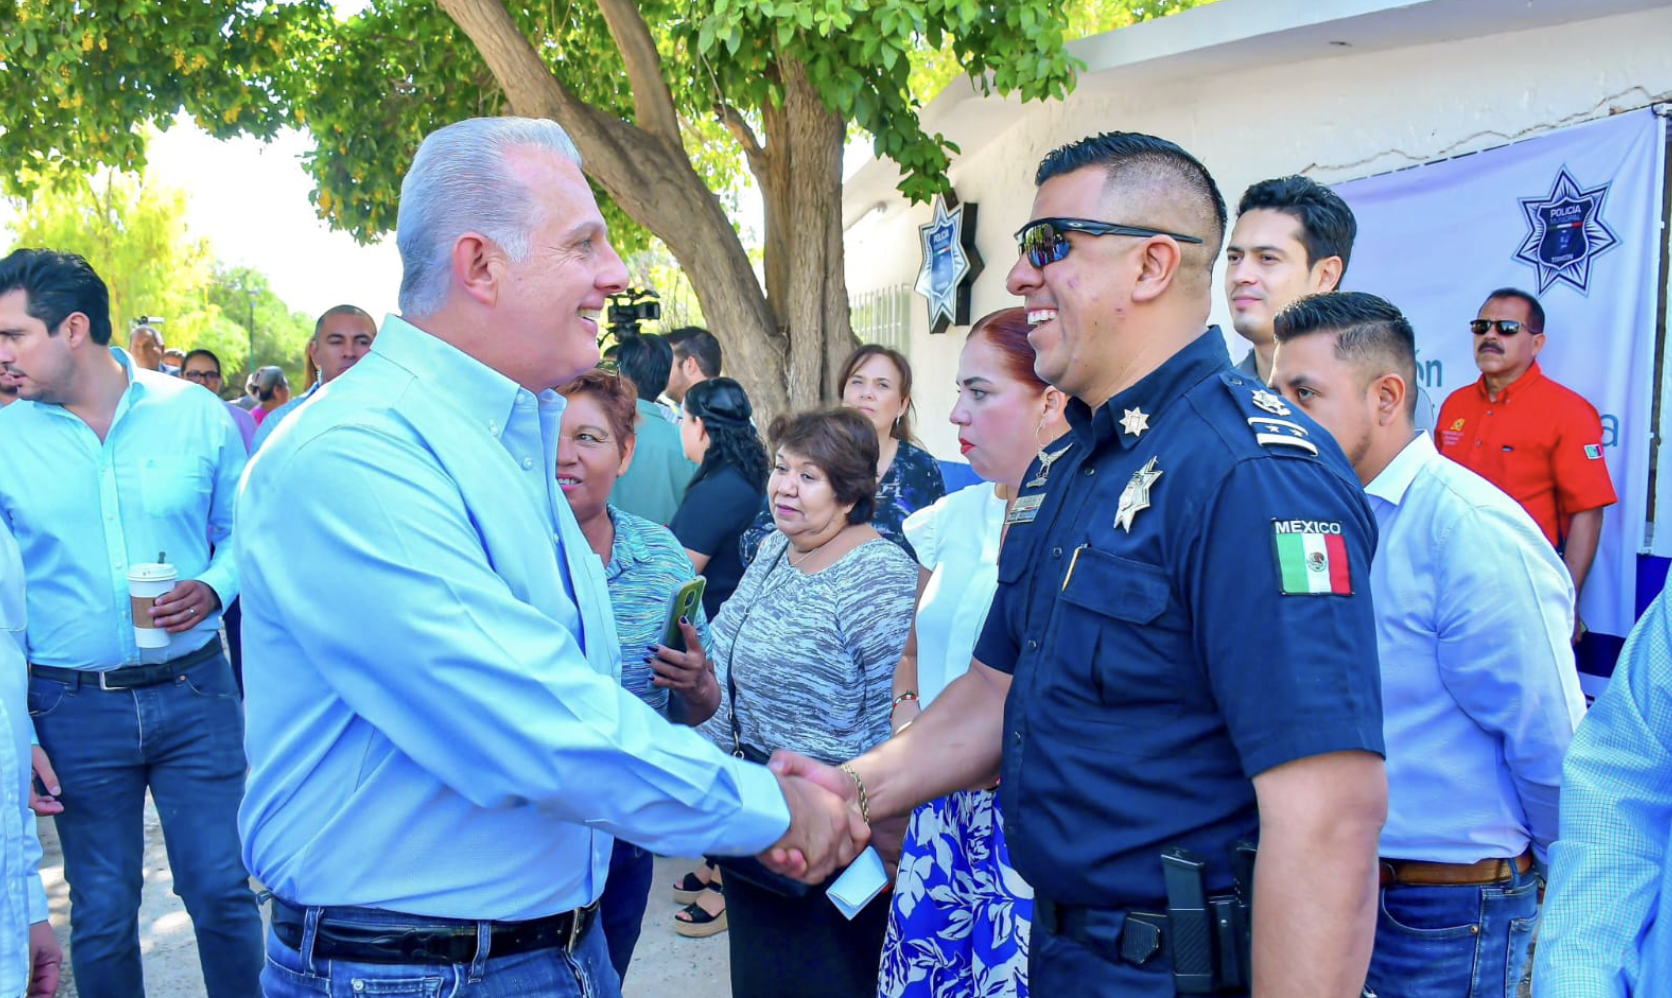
[
  {"x1": 996, "y1": 545, "x2": 1030, "y2": 585},
  {"x1": 1058, "y1": 547, "x2": 1170, "y2": 624}
]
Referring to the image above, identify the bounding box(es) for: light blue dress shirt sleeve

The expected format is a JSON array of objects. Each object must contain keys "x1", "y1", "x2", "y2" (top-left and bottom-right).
[
  {"x1": 1536, "y1": 590, "x2": 1672, "y2": 998},
  {"x1": 0, "y1": 521, "x2": 46, "y2": 998},
  {"x1": 254, "y1": 424, "x2": 788, "y2": 855},
  {"x1": 248, "y1": 380, "x2": 317, "y2": 454},
  {"x1": 1432, "y1": 504, "x2": 1579, "y2": 860},
  {"x1": 195, "y1": 406, "x2": 244, "y2": 611}
]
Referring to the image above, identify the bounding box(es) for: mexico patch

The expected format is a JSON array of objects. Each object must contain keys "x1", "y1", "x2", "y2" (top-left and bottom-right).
[
  {"x1": 1585, "y1": 444, "x2": 1603, "y2": 460},
  {"x1": 1272, "y1": 519, "x2": 1352, "y2": 595}
]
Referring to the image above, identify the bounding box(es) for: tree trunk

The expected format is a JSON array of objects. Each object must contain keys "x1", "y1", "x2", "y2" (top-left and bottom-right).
[
  {"x1": 775, "y1": 60, "x2": 855, "y2": 408},
  {"x1": 437, "y1": 0, "x2": 856, "y2": 421}
]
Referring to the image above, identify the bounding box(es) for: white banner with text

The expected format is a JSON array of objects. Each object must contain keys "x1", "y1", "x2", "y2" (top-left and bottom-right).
[{"x1": 1336, "y1": 109, "x2": 1666, "y2": 643}]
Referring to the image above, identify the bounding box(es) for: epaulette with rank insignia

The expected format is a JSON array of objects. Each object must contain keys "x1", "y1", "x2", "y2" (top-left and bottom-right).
[{"x1": 1218, "y1": 371, "x2": 1319, "y2": 457}]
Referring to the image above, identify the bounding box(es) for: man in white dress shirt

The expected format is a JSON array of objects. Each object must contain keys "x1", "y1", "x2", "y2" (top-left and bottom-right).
[{"x1": 1269, "y1": 291, "x2": 1583, "y2": 997}]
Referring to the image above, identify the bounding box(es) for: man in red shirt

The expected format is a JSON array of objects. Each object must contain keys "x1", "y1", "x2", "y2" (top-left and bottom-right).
[{"x1": 1436, "y1": 287, "x2": 1616, "y2": 640}]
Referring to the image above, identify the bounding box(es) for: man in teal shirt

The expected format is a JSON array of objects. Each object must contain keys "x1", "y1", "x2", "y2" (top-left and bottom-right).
[
  {"x1": 0, "y1": 248, "x2": 260, "y2": 998},
  {"x1": 250, "y1": 304, "x2": 376, "y2": 452},
  {"x1": 610, "y1": 332, "x2": 696, "y2": 523}
]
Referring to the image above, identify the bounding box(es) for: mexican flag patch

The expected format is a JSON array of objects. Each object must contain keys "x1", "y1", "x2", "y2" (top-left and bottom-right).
[
  {"x1": 1585, "y1": 444, "x2": 1603, "y2": 460},
  {"x1": 1272, "y1": 519, "x2": 1352, "y2": 595}
]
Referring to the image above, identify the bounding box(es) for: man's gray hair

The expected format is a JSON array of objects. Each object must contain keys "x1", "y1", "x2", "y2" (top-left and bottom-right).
[{"x1": 395, "y1": 117, "x2": 583, "y2": 317}]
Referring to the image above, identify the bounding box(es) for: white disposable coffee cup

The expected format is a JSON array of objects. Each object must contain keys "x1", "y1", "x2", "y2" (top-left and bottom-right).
[{"x1": 128, "y1": 563, "x2": 178, "y2": 650}]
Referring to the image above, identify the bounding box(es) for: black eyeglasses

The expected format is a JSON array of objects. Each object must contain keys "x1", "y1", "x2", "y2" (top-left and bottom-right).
[
  {"x1": 182, "y1": 370, "x2": 220, "y2": 383},
  {"x1": 1469, "y1": 319, "x2": 1537, "y2": 337},
  {"x1": 1015, "y1": 217, "x2": 1204, "y2": 268}
]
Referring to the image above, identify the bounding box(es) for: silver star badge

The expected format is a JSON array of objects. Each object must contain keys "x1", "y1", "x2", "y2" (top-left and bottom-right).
[
  {"x1": 1119, "y1": 407, "x2": 1150, "y2": 438},
  {"x1": 1114, "y1": 457, "x2": 1162, "y2": 533},
  {"x1": 1251, "y1": 390, "x2": 1291, "y2": 416}
]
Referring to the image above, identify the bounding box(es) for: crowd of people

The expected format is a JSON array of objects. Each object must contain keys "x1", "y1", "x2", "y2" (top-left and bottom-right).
[{"x1": 0, "y1": 109, "x2": 1657, "y2": 998}]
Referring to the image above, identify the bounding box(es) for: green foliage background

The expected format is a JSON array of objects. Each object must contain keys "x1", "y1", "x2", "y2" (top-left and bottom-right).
[{"x1": 4, "y1": 170, "x2": 314, "y2": 397}]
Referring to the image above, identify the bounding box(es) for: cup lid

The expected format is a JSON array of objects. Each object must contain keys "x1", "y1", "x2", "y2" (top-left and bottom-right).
[{"x1": 127, "y1": 562, "x2": 177, "y2": 582}]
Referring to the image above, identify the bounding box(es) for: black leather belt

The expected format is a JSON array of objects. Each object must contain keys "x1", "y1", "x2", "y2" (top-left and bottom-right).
[
  {"x1": 29, "y1": 640, "x2": 221, "y2": 691},
  {"x1": 1034, "y1": 897, "x2": 1169, "y2": 965},
  {"x1": 269, "y1": 897, "x2": 600, "y2": 965}
]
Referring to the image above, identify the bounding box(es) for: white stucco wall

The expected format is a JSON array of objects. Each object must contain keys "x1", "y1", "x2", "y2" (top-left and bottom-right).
[{"x1": 844, "y1": 2, "x2": 1672, "y2": 462}]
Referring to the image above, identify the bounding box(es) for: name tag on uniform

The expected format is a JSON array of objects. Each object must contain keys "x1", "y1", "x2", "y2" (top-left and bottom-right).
[{"x1": 1005, "y1": 493, "x2": 1044, "y2": 525}]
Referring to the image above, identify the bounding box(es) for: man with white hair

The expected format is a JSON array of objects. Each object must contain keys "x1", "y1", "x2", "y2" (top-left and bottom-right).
[{"x1": 237, "y1": 117, "x2": 866, "y2": 997}]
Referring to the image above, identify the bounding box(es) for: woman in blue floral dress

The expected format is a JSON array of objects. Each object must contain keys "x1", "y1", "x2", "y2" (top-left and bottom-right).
[{"x1": 878, "y1": 309, "x2": 1070, "y2": 998}]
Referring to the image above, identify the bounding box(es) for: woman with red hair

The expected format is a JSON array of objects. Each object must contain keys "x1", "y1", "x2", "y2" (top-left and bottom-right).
[{"x1": 878, "y1": 308, "x2": 1070, "y2": 998}]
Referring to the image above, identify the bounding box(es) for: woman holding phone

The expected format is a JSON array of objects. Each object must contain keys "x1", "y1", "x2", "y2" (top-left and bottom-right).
[
  {"x1": 556, "y1": 368, "x2": 718, "y2": 984},
  {"x1": 878, "y1": 308, "x2": 1069, "y2": 998}
]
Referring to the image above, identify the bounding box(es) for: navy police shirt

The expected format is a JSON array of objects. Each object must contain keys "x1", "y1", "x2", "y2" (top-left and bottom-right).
[{"x1": 974, "y1": 328, "x2": 1384, "y2": 909}]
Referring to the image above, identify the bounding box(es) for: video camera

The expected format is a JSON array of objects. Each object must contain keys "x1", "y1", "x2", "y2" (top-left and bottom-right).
[{"x1": 605, "y1": 287, "x2": 661, "y2": 339}]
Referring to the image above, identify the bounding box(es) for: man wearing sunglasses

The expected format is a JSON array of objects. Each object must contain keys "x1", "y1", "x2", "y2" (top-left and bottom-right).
[
  {"x1": 1435, "y1": 288, "x2": 1616, "y2": 641},
  {"x1": 774, "y1": 131, "x2": 1387, "y2": 998}
]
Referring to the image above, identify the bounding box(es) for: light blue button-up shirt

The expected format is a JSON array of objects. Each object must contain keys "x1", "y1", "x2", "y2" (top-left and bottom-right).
[
  {"x1": 0, "y1": 522, "x2": 49, "y2": 998},
  {"x1": 237, "y1": 315, "x2": 790, "y2": 920},
  {"x1": 1536, "y1": 586, "x2": 1672, "y2": 997},
  {"x1": 1365, "y1": 433, "x2": 1583, "y2": 864},
  {"x1": 248, "y1": 378, "x2": 319, "y2": 453},
  {"x1": 0, "y1": 348, "x2": 243, "y2": 668}
]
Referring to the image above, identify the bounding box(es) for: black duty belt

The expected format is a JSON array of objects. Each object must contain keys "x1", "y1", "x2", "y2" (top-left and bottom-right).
[
  {"x1": 1034, "y1": 898, "x2": 1169, "y2": 966},
  {"x1": 269, "y1": 897, "x2": 601, "y2": 965},
  {"x1": 29, "y1": 640, "x2": 221, "y2": 691}
]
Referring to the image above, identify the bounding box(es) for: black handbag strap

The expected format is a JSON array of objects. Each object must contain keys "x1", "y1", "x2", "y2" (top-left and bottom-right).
[{"x1": 727, "y1": 544, "x2": 789, "y2": 759}]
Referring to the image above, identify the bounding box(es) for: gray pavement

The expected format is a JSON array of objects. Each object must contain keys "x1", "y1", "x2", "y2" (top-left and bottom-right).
[{"x1": 38, "y1": 800, "x2": 732, "y2": 997}]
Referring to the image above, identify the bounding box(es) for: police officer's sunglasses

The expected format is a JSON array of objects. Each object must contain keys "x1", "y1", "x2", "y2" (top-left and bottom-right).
[
  {"x1": 1469, "y1": 319, "x2": 1535, "y2": 336},
  {"x1": 1015, "y1": 217, "x2": 1204, "y2": 269}
]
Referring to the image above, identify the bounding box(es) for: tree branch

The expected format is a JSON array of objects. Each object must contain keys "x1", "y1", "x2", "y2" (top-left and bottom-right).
[
  {"x1": 718, "y1": 103, "x2": 768, "y2": 180},
  {"x1": 435, "y1": 0, "x2": 623, "y2": 150},
  {"x1": 591, "y1": 0, "x2": 683, "y2": 146}
]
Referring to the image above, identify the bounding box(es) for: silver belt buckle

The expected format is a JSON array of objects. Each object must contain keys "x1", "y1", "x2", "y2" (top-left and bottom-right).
[
  {"x1": 566, "y1": 901, "x2": 595, "y2": 952},
  {"x1": 98, "y1": 671, "x2": 130, "y2": 691}
]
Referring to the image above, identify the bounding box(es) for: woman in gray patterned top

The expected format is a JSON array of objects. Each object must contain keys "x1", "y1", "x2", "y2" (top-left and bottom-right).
[{"x1": 690, "y1": 407, "x2": 917, "y2": 998}]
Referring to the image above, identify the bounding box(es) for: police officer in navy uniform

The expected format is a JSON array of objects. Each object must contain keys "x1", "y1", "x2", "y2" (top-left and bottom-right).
[{"x1": 770, "y1": 132, "x2": 1388, "y2": 997}]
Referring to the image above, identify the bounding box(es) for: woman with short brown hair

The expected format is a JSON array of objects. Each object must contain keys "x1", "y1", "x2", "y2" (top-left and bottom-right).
[{"x1": 687, "y1": 406, "x2": 917, "y2": 998}]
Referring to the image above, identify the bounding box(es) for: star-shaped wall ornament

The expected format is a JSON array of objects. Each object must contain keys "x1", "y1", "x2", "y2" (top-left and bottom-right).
[{"x1": 914, "y1": 193, "x2": 985, "y2": 335}]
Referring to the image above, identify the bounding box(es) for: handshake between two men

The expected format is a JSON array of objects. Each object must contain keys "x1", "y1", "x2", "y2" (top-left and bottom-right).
[
  {"x1": 751, "y1": 664, "x2": 1011, "y2": 883},
  {"x1": 755, "y1": 751, "x2": 920, "y2": 885}
]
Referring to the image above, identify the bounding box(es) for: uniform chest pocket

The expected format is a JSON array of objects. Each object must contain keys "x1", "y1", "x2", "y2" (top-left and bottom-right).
[
  {"x1": 1054, "y1": 547, "x2": 1188, "y2": 727},
  {"x1": 139, "y1": 458, "x2": 209, "y2": 517}
]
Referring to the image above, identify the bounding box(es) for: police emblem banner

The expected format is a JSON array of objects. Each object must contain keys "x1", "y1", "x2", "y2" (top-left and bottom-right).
[{"x1": 1335, "y1": 109, "x2": 1666, "y2": 655}]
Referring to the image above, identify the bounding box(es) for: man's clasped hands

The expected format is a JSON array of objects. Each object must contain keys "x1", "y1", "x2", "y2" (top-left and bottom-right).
[{"x1": 756, "y1": 751, "x2": 910, "y2": 884}]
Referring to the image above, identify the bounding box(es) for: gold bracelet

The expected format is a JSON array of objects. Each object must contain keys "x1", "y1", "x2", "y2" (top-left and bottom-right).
[{"x1": 839, "y1": 763, "x2": 871, "y2": 825}]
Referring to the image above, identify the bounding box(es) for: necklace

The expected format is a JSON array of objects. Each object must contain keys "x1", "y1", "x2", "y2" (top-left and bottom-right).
[{"x1": 787, "y1": 531, "x2": 838, "y2": 569}]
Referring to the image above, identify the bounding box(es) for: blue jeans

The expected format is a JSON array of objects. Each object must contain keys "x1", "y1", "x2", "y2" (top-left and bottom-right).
[
  {"x1": 28, "y1": 651, "x2": 263, "y2": 998},
  {"x1": 261, "y1": 906, "x2": 621, "y2": 998},
  {"x1": 598, "y1": 840, "x2": 654, "y2": 984},
  {"x1": 1367, "y1": 866, "x2": 1540, "y2": 997}
]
